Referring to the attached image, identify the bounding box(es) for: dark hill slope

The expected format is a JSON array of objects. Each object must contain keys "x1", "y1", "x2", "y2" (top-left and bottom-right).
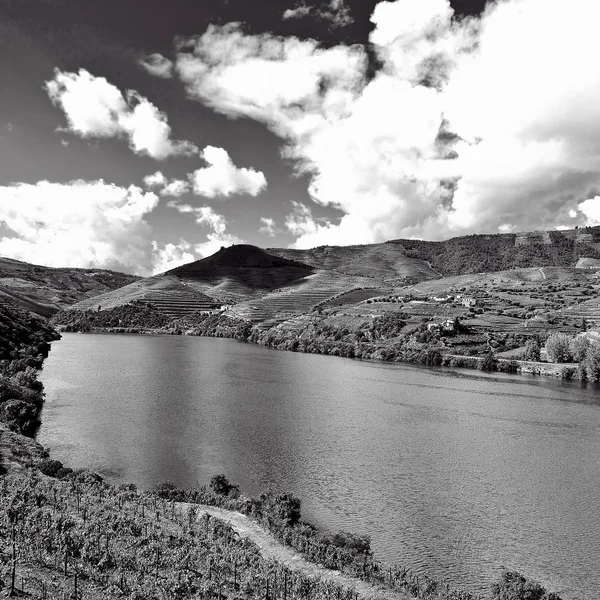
[
  {"x1": 169, "y1": 244, "x2": 315, "y2": 293},
  {"x1": 389, "y1": 227, "x2": 600, "y2": 276},
  {"x1": 0, "y1": 257, "x2": 139, "y2": 316}
]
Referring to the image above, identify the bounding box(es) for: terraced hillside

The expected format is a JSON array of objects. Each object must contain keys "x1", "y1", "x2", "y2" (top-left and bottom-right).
[
  {"x1": 228, "y1": 272, "x2": 375, "y2": 324},
  {"x1": 66, "y1": 275, "x2": 220, "y2": 314},
  {"x1": 268, "y1": 243, "x2": 439, "y2": 282},
  {"x1": 553, "y1": 297, "x2": 600, "y2": 327},
  {"x1": 66, "y1": 246, "x2": 315, "y2": 316},
  {"x1": 0, "y1": 257, "x2": 139, "y2": 316}
]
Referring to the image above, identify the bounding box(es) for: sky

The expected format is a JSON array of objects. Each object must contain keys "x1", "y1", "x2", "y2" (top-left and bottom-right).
[{"x1": 2, "y1": 0, "x2": 600, "y2": 276}]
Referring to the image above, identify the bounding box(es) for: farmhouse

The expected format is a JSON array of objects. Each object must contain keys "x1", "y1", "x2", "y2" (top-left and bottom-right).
[
  {"x1": 427, "y1": 319, "x2": 456, "y2": 333},
  {"x1": 461, "y1": 297, "x2": 477, "y2": 307}
]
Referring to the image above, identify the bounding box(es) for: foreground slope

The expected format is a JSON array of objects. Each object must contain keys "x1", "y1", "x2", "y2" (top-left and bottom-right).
[{"x1": 0, "y1": 257, "x2": 139, "y2": 316}]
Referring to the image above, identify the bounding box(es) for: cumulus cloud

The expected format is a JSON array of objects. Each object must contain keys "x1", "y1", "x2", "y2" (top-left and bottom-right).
[
  {"x1": 0, "y1": 179, "x2": 163, "y2": 274},
  {"x1": 143, "y1": 171, "x2": 168, "y2": 188},
  {"x1": 143, "y1": 171, "x2": 189, "y2": 196},
  {"x1": 151, "y1": 240, "x2": 195, "y2": 274},
  {"x1": 167, "y1": 201, "x2": 244, "y2": 257},
  {"x1": 138, "y1": 53, "x2": 174, "y2": 78},
  {"x1": 173, "y1": 0, "x2": 600, "y2": 247},
  {"x1": 259, "y1": 217, "x2": 279, "y2": 237},
  {"x1": 161, "y1": 179, "x2": 190, "y2": 197},
  {"x1": 191, "y1": 146, "x2": 267, "y2": 198},
  {"x1": 45, "y1": 69, "x2": 198, "y2": 159},
  {"x1": 578, "y1": 197, "x2": 600, "y2": 226},
  {"x1": 282, "y1": 0, "x2": 354, "y2": 29}
]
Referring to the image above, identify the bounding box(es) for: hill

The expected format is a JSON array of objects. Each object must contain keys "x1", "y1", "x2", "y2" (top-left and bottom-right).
[
  {"x1": 388, "y1": 227, "x2": 600, "y2": 276},
  {"x1": 0, "y1": 257, "x2": 139, "y2": 316}
]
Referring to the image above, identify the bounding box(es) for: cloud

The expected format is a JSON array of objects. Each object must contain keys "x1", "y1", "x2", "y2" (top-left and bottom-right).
[
  {"x1": 161, "y1": 179, "x2": 190, "y2": 197},
  {"x1": 167, "y1": 201, "x2": 244, "y2": 257},
  {"x1": 578, "y1": 197, "x2": 600, "y2": 226},
  {"x1": 138, "y1": 53, "x2": 174, "y2": 79},
  {"x1": 143, "y1": 171, "x2": 168, "y2": 188},
  {"x1": 318, "y1": 0, "x2": 354, "y2": 29},
  {"x1": 173, "y1": 0, "x2": 600, "y2": 246},
  {"x1": 282, "y1": 1, "x2": 354, "y2": 29},
  {"x1": 151, "y1": 240, "x2": 195, "y2": 274},
  {"x1": 143, "y1": 171, "x2": 189, "y2": 196},
  {"x1": 45, "y1": 68, "x2": 198, "y2": 159},
  {"x1": 259, "y1": 217, "x2": 279, "y2": 237},
  {"x1": 283, "y1": 3, "x2": 312, "y2": 20},
  {"x1": 191, "y1": 146, "x2": 267, "y2": 198},
  {"x1": 0, "y1": 179, "x2": 162, "y2": 274}
]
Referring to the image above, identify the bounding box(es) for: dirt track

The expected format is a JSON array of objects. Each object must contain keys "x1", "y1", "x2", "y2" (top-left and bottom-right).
[{"x1": 177, "y1": 503, "x2": 410, "y2": 600}]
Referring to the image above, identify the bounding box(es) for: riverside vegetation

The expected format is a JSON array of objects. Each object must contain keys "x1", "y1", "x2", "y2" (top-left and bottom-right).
[
  {"x1": 51, "y1": 302, "x2": 600, "y2": 381},
  {"x1": 0, "y1": 304, "x2": 566, "y2": 599}
]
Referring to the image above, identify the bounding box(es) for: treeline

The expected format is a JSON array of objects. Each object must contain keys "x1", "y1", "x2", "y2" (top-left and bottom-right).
[
  {"x1": 0, "y1": 305, "x2": 60, "y2": 436},
  {"x1": 50, "y1": 302, "x2": 172, "y2": 332},
  {"x1": 544, "y1": 332, "x2": 600, "y2": 381},
  {"x1": 246, "y1": 312, "x2": 446, "y2": 365}
]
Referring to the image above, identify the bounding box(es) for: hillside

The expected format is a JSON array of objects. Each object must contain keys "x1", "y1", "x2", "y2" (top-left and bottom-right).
[
  {"x1": 0, "y1": 257, "x2": 139, "y2": 316},
  {"x1": 389, "y1": 227, "x2": 600, "y2": 276}
]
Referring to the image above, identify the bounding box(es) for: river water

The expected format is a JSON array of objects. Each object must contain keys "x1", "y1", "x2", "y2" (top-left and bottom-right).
[{"x1": 38, "y1": 333, "x2": 600, "y2": 599}]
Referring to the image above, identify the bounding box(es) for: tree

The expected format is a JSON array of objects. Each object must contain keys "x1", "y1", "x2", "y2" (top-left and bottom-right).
[
  {"x1": 545, "y1": 332, "x2": 573, "y2": 363},
  {"x1": 570, "y1": 336, "x2": 590, "y2": 362},
  {"x1": 582, "y1": 342, "x2": 600, "y2": 382},
  {"x1": 209, "y1": 474, "x2": 238, "y2": 496},
  {"x1": 523, "y1": 339, "x2": 541, "y2": 361}
]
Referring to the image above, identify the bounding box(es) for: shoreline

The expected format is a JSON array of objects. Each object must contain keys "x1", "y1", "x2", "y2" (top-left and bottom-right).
[{"x1": 55, "y1": 324, "x2": 587, "y2": 383}]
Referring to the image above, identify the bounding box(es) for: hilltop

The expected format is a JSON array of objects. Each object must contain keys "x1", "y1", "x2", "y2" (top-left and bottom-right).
[{"x1": 0, "y1": 257, "x2": 139, "y2": 317}]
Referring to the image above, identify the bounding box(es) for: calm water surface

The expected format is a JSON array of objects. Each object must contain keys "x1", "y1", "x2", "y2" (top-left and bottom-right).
[{"x1": 39, "y1": 333, "x2": 600, "y2": 599}]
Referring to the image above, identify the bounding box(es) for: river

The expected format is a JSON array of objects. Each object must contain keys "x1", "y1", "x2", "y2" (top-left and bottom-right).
[{"x1": 38, "y1": 333, "x2": 600, "y2": 599}]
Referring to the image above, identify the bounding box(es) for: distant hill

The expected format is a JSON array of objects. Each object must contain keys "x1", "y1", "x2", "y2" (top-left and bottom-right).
[
  {"x1": 0, "y1": 257, "x2": 139, "y2": 317},
  {"x1": 65, "y1": 245, "x2": 317, "y2": 315},
  {"x1": 389, "y1": 227, "x2": 600, "y2": 276},
  {"x1": 267, "y1": 243, "x2": 439, "y2": 281},
  {"x1": 58, "y1": 226, "x2": 600, "y2": 325}
]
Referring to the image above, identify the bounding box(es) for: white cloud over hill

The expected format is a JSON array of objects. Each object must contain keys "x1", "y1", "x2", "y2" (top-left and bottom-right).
[
  {"x1": 167, "y1": 201, "x2": 245, "y2": 258},
  {"x1": 191, "y1": 146, "x2": 267, "y2": 198},
  {"x1": 175, "y1": 0, "x2": 600, "y2": 247},
  {"x1": 45, "y1": 69, "x2": 198, "y2": 159},
  {"x1": 0, "y1": 180, "x2": 161, "y2": 274}
]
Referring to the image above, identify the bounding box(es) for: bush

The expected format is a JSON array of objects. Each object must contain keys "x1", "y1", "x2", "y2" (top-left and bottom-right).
[
  {"x1": 39, "y1": 459, "x2": 65, "y2": 478},
  {"x1": 491, "y1": 570, "x2": 562, "y2": 600}
]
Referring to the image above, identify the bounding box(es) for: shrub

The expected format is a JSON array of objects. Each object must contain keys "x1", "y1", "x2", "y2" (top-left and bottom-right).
[{"x1": 491, "y1": 570, "x2": 563, "y2": 600}]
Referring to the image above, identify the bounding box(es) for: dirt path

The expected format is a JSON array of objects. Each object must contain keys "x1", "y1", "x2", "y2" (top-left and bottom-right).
[
  {"x1": 539, "y1": 267, "x2": 546, "y2": 280},
  {"x1": 177, "y1": 503, "x2": 410, "y2": 600}
]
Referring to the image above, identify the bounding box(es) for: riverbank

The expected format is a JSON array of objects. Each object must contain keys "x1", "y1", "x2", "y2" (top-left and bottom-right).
[{"x1": 51, "y1": 303, "x2": 586, "y2": 382}]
